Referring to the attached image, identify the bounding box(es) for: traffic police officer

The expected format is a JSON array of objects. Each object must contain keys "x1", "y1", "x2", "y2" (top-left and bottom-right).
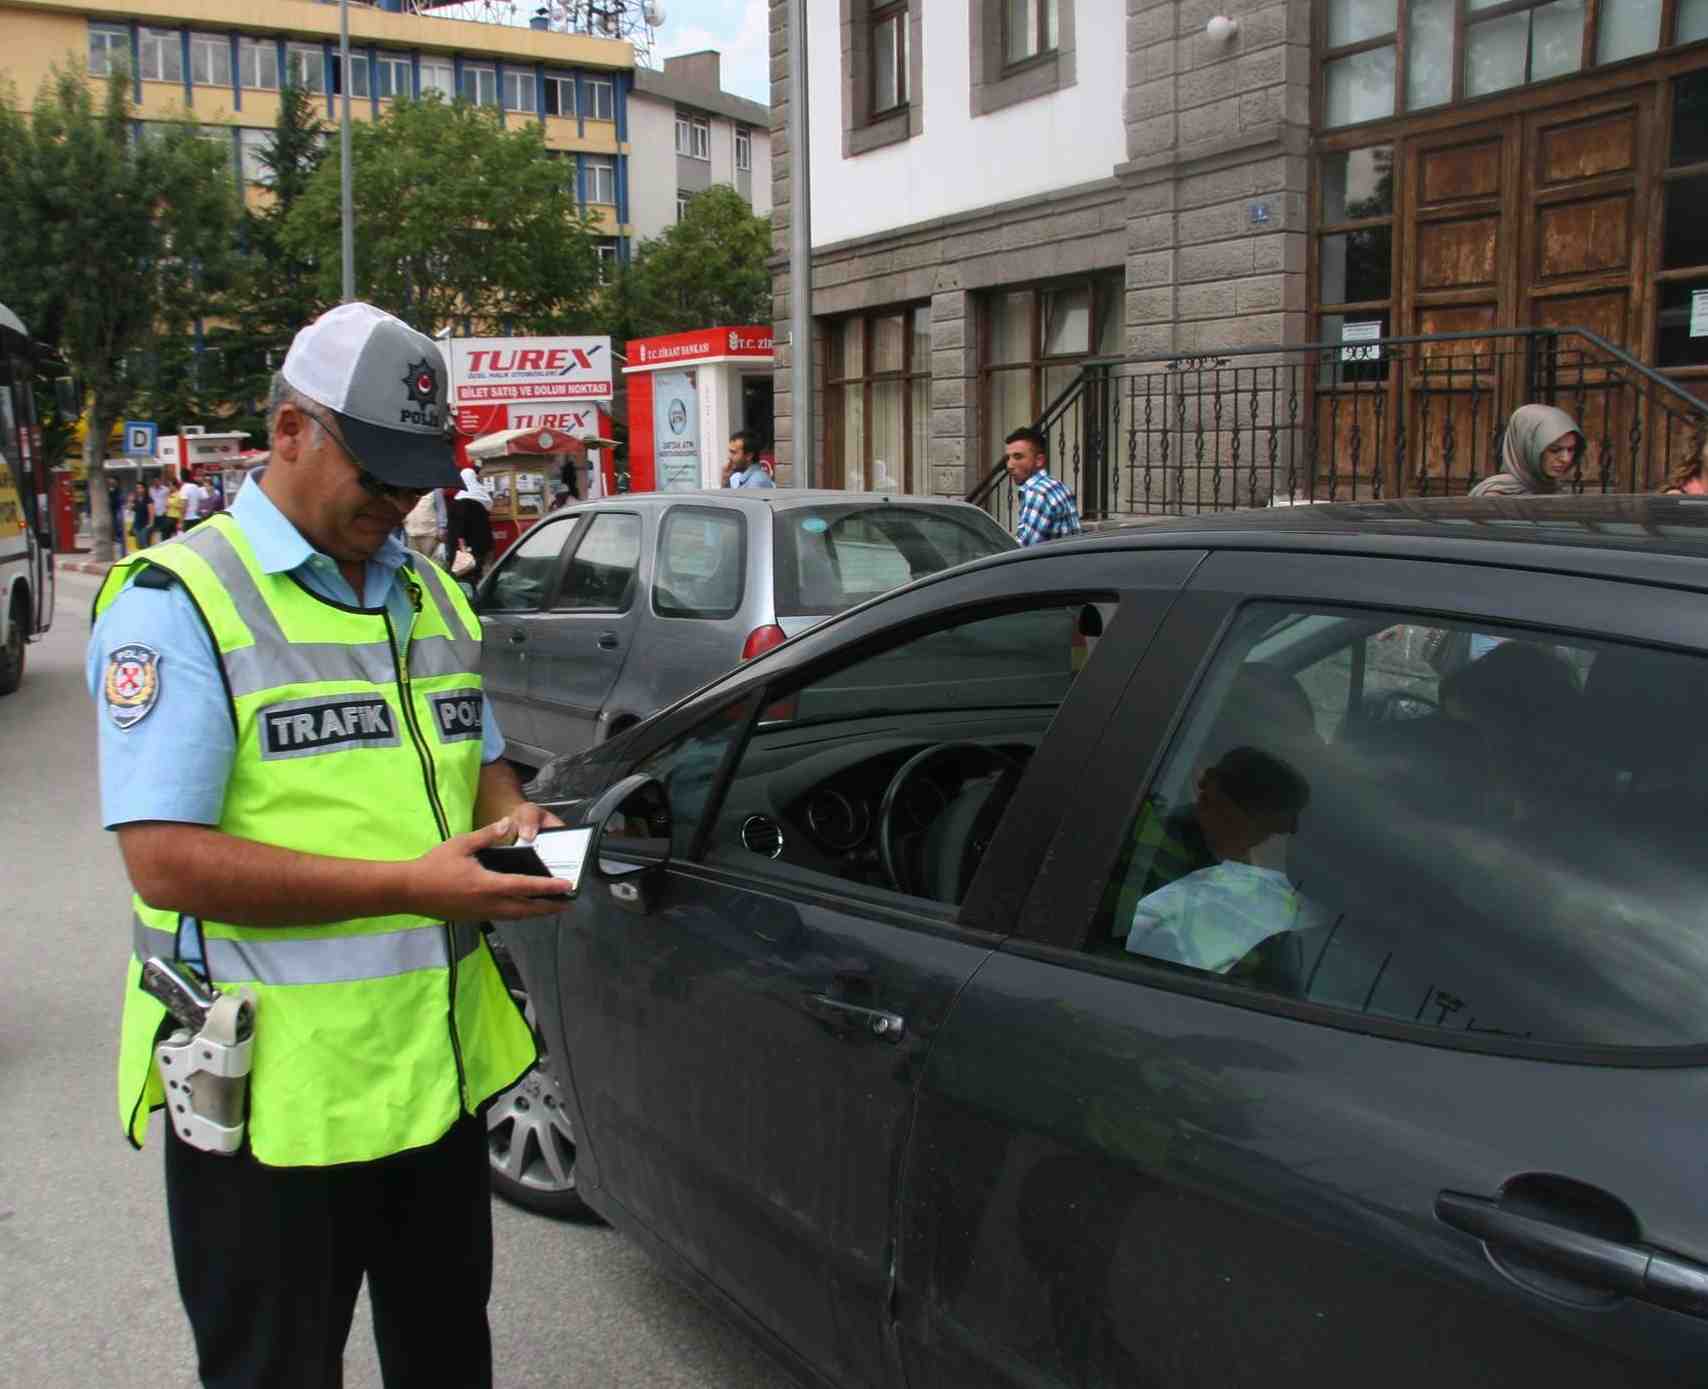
[{"x1": 87, "y1": 303, "x2": 576, "y2": 1388}]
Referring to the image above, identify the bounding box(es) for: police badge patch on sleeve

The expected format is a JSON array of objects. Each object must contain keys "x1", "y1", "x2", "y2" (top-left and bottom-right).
[{"x1": 105, "y1": 643, "x2": 163, "y2": 729}]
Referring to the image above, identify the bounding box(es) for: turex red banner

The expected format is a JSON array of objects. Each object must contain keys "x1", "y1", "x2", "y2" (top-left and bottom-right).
[{"x1": 449, "y1": 336, "x2": 613, "y2": 402}]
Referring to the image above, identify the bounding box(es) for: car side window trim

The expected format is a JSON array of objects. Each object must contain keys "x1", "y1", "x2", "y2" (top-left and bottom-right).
[
  {"x1": 474, "y1": 514, "x2": 580, "y2": 614},
  {"x1": 550, "y1": 510, "x2": 643, "y2": 613}
]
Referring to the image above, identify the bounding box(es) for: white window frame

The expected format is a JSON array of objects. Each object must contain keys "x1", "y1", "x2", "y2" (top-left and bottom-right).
[
  {"x1": 333, "y1": 51, "x2": 369, "y2": 99},
  {"x1": 139, "y1": 27, "x2": 183, "y2": 84},
  {"x1": 502, "y1": 69, "x2": 535, "y2": 113},
  {"x1": 89, "y1": 24, "x2": 128, "y2": 79},
  {"x1": 691, "y1": 116, "x2": 710, "y2": 159},
  {"x1": 239, "y1": 38, "x2": 279, "y2": 92},
  {"x1": 676, "y1": 190, "x2": 692, "y2": 222},
  {"x1": 595, "y1": 242, "x2": 619, "y2": 282},
  {"x1": 543, "y1": 73, "x2": 575, "y2": 117},
  {"x1": 461, "y1": 64, "x2": 497, "y2": 106},
  {"x1": 238, "y1": 128, "x2": 273, "y2": 186},
  {"x1": 285, "y1": 43, "x2": 325, "y2": 95},
  {"x1": 189, "y1": 33, "x2": 231, "y2": 88},
  {"x1": 586, "y1": 156, "x2": 616, "y2": 205},
  {"x1": 419, "y1": 59, "x2": 454, "y2": 99},
  {"x1": 674, "y1": 113, "x2": 693, "y2": 154},
  {"x1": 374, "y1": 53, "x2": 411, "y2": 100},
  {"x1": 735, "y1": 127, "x2": 752, "y2": 171},
  {"x1": 586, "y1": 77, "x2": 614, "y2": 121}
]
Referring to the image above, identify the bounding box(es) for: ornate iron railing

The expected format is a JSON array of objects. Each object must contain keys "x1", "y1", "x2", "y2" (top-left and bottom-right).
[{"x1": 966, "y1": 328, "x2": 1708, "y2": 529}]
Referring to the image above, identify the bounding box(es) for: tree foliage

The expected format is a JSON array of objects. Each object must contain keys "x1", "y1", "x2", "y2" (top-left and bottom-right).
[
  {"x1": 613, "y1": 186, "x2": 772, "y2": 340},
  {"x1": 281, "y1": 97, "x2": 604, "y2": 335},
  {"x1": 0, "y1": 65, "x2": 240, "y2": 559}
]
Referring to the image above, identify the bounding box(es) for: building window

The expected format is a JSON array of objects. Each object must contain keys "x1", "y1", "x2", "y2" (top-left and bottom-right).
[
  {"x1": 543, "y1": 73, "x2": 575, "y2": 116},
  {"x1": 827, "y1": 307, "x2": 932, "y2": 495},
  {"x1": 333, "y1": 53, "x2": 369, "y2": 99},
  {"x1": 980, "y1": 276, "x2": 1122, "y2": 465},
  {"x1": 1004, "y1": 0, "x2": 1060, "y2": 66},
  {"x1": 586, "y1": 77, "x2": 615, "y2": 121},
  {"x1": 188, "y1": 33, "x2": 232, "y2": 88},
  {"x1": 871, "y1": 2, "x2": 909, "y2": 114},
  {"x1": 735, "y1": 127, "x2": 752, "y2": 171},
  {"x1": 502, "y1": 69, "x2": 535, "y2": 113},
  {"x1": 676, "y1": 189, "x2": 693, "y2": 222},
  {"x1": 374, "y1": 54, "x2": 411, "y2": 100},
  {"x1": 420, "y1": 59, "x2": 455, "y2": 100},
  {"x1": 675, "y1": 113, "x2": 710, "y2": 159},
  {"x1": 1658, "y1": 70, "x2": 1708, "y2": 367},
  {"x1": 596, "y1": 241, "x2": 619, "y2": 282},
  {"x1": 89, "y1": 23, "x2": 128, "y2": 78},
  {"x1": 139, "y1": 28, "x2": 184, "y2": 84},
  {"x1": 285, "y1": 44, "x2": 325, "y2": 95},
  {"x1": 238, "y1": 128, "x2": 273, "y2": 185},
  {"x1": 1314, "y1": 145, "x2": 1394, "y2": 363},
  {"x1": 461, "y1": 65, "x2": 497, "y2": 106},
  {"x1": 239, "y1": 38, "x2": 279, "y2": 92},
  {"x1": 1320, "y1": 0, "x2": 1708, "y2": 129},
  {"x1": 586, "y1": 156, "x2": 616, "y2": 205}
]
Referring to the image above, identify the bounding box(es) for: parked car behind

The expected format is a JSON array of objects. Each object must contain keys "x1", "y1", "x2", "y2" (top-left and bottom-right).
[
  {"x1": 502, "y1": 493, "x2": 1708, "y2": 1389},
  {"x1": 472, "y1": 490, "x2": 1015, "y2": 768}
]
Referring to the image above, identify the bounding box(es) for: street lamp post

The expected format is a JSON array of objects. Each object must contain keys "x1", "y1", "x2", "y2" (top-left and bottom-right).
[
  {"x1": 788, "y1": 0, "x2": 813, "y2": 487},
  {"x1": 339, "y1": 0, "x2": 355, "y2": 301}
]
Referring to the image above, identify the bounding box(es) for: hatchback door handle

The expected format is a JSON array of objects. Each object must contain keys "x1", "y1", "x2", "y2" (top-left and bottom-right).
[
  {"x1": 597, "y1": 631, "x2": 619, "y2": 650},
  {"x1": 1437, "y1": 1191, "x2": 1708, "y2": 1318},
  {"x1": 803, "y1": 993, "x2": 906, "y2": 1042}
]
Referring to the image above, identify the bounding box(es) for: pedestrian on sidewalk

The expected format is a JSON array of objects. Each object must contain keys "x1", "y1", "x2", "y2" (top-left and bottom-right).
[
  {"x1": 127, "y1": 483, "x2": 152, "y2": 554},
  {"x1": 1470, "y1": 405, "x2": 1583, "y2": 497},
  {"x1": 403, "y1": 485, "x2": 446, "y2": 559},
  {"x1": 1005, "y1": 426, "x2": 1083, "y2": 546},
  {"x1": 448, "y1": 458, "x2": 494, "y2": 584},
  {"x1": 177, "y1": 473, "x2": 209, "y2": 531},
  {"x1": 86, "y1": 301, "x2": 575, "y2": 1389}
]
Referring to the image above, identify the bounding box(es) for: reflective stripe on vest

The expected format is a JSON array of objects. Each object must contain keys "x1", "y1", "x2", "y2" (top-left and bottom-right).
[{"x1": 133, "y1": 915, "x2": 482, "y2": 986}]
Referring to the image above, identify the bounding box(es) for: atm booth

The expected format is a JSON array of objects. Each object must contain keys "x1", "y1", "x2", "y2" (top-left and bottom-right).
[
  {"x1": 464, "y1": 426, "x2": 604, "y2": 558},
  {"x1": 624, "y1": 327, "x2": 774, "y2": 492}
]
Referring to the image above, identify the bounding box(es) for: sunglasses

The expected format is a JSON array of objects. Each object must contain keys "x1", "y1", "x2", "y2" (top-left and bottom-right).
[{"x1": 305, "y1": 408, "x2": 431, "y2": 502}]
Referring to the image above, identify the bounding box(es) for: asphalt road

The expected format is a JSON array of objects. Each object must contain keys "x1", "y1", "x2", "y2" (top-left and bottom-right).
[{"x1": 0, "y1": 567, "x2": 798, "y2": 1389}]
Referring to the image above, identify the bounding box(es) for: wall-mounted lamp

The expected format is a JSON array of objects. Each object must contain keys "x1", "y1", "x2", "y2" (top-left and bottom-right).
[{"x1": 1206, "y1": 15, "x2": 1239, "y2": 41}]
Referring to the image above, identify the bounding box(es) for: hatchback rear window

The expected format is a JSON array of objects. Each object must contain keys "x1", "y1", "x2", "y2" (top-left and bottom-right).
[
  {"x1": 771, "y1": 505, "x2": 1014, "y2": 616},
  {"x1": 654, "y1": 506, "x2": 745, "y2": 620}
]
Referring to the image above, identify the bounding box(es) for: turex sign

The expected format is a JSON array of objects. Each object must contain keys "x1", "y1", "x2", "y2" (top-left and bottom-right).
[{"x1": 450, "y1": 336, "x2": 612, "y2": 402}]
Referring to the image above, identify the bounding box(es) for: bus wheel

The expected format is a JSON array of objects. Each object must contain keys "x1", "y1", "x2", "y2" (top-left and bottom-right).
[{"x1": 0, "y1": 594, "x2": 24, "y2": 696}]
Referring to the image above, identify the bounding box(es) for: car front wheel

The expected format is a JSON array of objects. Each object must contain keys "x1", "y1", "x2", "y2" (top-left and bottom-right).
[{"x1": 487, "y1": 987, "x2": 599, "y2": 1222}]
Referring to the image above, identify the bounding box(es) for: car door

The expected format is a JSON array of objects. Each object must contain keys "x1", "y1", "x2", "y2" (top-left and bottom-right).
[
  {"x1": 895, "y1": 548, "x2": 1708, "y2": 1389},
  {"x1": 524, "y1": 508, "x2": 644, "y2": 759},
  {"x1": 473, "y1": 512, "x2": 580, "y2": 760},
  {"x1": 552, "y1": 548, "x2": 1204, "y2": 1389}
]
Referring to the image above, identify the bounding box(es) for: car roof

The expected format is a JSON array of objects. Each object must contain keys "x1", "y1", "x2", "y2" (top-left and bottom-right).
[
  {"x1": 559, "y1": 490, "x2": 993, "y2": 515},
  {"x1": 961, "y1": 494, "x2": 1708, "y2": 592}
]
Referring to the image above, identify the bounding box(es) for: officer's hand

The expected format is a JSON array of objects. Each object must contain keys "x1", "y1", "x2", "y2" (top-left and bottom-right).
[
  {"x1": 508, "y1": 801, "x2": 566, "y2": 845},
  {"x1": 408, "y1": 819, "x2": 574, "y2": 922}
]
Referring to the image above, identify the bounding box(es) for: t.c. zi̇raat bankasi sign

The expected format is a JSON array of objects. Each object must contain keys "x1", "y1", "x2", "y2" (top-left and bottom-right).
[{"x1": 449, "y1": 336, "x2": 613, "y2": 403}]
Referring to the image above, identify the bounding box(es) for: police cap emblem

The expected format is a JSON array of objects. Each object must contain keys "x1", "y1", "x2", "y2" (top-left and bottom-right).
[{"x1": 105, "y1": 643, "x2": 162, "y2": 729}]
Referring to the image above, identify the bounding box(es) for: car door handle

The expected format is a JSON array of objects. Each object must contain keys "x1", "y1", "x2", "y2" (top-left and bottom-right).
[
  {"x1": 506, "y1": 629, "x2": 527, "y2": 645},
  {"x1": 802, "y1": 993, "x2": 906, "y2": 1042},
  {"x1": 1436, "y1": 1191, "x2": 1708, "y2": 1318},
  {"x1": 597, "y1": 631, "x2": 619, "y2": 650}
]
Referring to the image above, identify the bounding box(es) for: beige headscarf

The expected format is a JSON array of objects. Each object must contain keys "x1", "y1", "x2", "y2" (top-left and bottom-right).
[{"x1": 1470, "y1": 405, "x2": 1582, "y2": 497}]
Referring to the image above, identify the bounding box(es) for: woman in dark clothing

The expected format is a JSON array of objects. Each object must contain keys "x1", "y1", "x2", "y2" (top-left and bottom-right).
[{"x1": 128, "y1": 483, "x2": 152, "y2": 554}]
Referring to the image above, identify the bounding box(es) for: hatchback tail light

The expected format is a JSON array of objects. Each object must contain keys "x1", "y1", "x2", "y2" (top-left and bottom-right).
[{"x1": 742, "y1": 624, "x2": 788, "y2": 661}]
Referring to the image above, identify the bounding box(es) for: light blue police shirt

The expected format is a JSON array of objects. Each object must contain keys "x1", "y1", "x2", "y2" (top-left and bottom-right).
[{"x1": 86, "y1": 468, "x2": 507, "y2": 836}]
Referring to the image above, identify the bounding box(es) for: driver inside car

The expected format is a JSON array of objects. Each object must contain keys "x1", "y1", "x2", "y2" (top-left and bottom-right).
[{"x1": 1124, "y1": 745, "x2": 1311, "y2": 974}]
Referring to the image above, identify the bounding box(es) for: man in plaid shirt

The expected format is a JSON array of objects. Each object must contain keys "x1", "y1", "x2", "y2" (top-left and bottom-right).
[{"x1": 1005, "y1": 426, "x2": 1083, "y2": 546}]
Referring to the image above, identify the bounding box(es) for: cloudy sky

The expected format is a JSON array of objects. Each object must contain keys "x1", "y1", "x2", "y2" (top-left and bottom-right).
[{"x1": 650, "y1": 0, "x2": 770, "y2": 103}]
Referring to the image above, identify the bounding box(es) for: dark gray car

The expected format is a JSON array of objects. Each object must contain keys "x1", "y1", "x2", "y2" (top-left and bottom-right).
[
  {"x1": 472, "y1": 490, "x2": 1014, "y2": 767},
  {"x1": 504, "y1": 494, "x2": 1708, "y2": 1388}
]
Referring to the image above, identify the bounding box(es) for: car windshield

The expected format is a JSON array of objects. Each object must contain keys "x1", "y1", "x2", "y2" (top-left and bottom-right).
[{"x1": 771, "y1": 504, "x2": 1014, "y2": 617}]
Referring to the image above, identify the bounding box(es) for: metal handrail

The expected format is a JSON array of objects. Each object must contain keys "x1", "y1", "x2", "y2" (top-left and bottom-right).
[{"x1": 965, "y1": 362, "x2": 1109, "y2": 509}]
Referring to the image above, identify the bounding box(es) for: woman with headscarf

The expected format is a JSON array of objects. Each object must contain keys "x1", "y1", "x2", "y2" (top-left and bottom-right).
[{"x1": 1469, "y1": 404, "x2": 1583, "y2": 497}]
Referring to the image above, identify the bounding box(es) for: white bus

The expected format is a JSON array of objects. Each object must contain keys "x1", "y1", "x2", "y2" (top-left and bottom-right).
[{"x1": 0, "y1": 301, "x2": 55, "y2": 693}]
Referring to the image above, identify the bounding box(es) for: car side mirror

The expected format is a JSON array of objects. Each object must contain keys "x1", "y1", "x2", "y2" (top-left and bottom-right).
[{"x1": 582, "y1": 773, "x2": 672, "y2": 912}]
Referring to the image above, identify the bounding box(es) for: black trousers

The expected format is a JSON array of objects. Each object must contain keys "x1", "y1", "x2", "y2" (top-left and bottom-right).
[{"x1": 165, "y1": 1114, "x2": 493, "y2": 1389}]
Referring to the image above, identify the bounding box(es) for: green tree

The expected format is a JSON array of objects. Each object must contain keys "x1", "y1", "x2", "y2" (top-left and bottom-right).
[
  {"x1": 224, "y1": 83, "x2": 329, "y2": 428},
  {"x1": 616, "y1": 186, "x2": 772, "y2": 339},
  {"x1": 281, "y1": 96, "x2": 603, "y2": 334},
  {"x1": 0, "y1": 65, "x2": 240, "y2": 560}
]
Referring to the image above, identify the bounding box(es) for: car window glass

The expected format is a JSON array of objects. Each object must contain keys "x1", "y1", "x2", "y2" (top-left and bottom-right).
[
  {"x1": 1091, "y1": 601, "x2": 1708, "y2": 1049},
  {"x1": 654, "y1": 507, "x2": 745, "y2": 620},
  {"x1": 772, "y1": 505, "x2": 1014, "y2": 617},
  {"x1": 556, "y1": 512, "x2": 640, "y2": 611},
  {"x1": 479, "y1": 516, "x2": 576, "y2": 613},
  {"x1": 699, "y1": 599, "x2": 1118, "y2": 909},
  {"x1": 635, "y1": 699, "x2": 756, "y2": 858}
]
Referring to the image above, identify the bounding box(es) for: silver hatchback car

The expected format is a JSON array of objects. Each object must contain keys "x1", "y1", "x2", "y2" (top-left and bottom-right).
[{"x1": 473, "y1": 489, "x2": 1016, "y2": 767}]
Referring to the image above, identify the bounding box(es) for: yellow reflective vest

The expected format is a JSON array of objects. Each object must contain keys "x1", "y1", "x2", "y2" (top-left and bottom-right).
[{"x1": 98, "y1": 514, "x2": 536, "y2": 1166}]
